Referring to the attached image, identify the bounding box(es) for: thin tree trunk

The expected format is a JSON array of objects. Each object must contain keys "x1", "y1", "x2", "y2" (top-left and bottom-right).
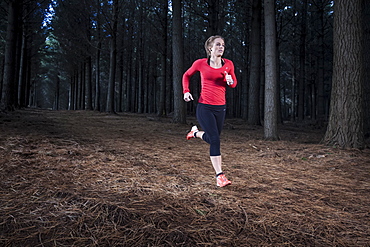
[
  {"x1": 86, "y1": 56, "x2": 93, "y2": 110},
  {"x1": 94, "y1": 0, "x2": 102, "y2": 112},
  {"x1": 138, "y1": 2, "x2": 144, "y2": 114},
  {"x1": 157, "y1": 0, "x2": 168, "y2": 117},
  {"x1": 17, "y1": 28, "x2": 26, "y2": 108},
  {"x1": 117, "y1": 49, "x2": 123, "y2": 112},
  {"x1": 77, "y1": 68, "x2": 81, "y2": 109},
  {"x1": 25, "y1": 46, "x2": 32, "y2": 107},
  {"x1": 297, "y1": 0, "x2": 308, "y2": 121},
  {"x1": 264, "y1": 0, "x2": 279, "y2": 140},
  {"x1": 73, "y1": 72, "x2": 78, "y2": 110},
  {"x1": 172, "y1": 0, "x2": 186, "y2": 123},
  {"x1": 54, "y1": 73, "x2": 60, "y2": 110},
  {"x1": 94, "y1": 41, "x2": 101, "y2": 111},
  {"x1": 363, "y1": 0, "x2": 370, "y2": 138},
  {"x1": 106, "y1": 0, "x2": 118, "y2": 113},
  {"x1": 316, "y1": 0, "x2": 326, "y2": 124},
  {"x1": 69, "y1": 78, "x2": 74, "y2": 110},
  {"x1": 1, "y1": 0, "x2": 18, "y2": 112},
  {"x1": 106, "y1": 35, "x2": 117, "y2": 113},
  {"x1": 248, "y1": 0, "x2": 262, "y2": 125}
]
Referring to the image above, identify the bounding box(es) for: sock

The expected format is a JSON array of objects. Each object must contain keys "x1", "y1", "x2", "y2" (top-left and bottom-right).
[
  {"x1": 216, "y1": 172, "x2": 224, "y2": 177},
  {"x1": 191, "y1": 126, "x2": 198, "y2": 138}
]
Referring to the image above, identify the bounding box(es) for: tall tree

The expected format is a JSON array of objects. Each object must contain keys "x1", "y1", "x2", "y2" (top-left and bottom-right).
[
  {"x1": 1, "y1": 0, "x2": 19, "y2": 112},
  {"x1": 297, "y1": 0, "x2": 308, "y2": 121},
  {"x1": 363, "y1": 0, "x2": 370, "y2": 139},
  {"x1": 93, "y1": 0, "x2": 103, "y2": 112},
  {"x1": 315, "y1": 0, "x2": 327, "y2": 123},
  {"x1": 85, "y1": 56, "x2": 93, "y2": 110},
  {"x1": 323, "y1": 0, "x2": 364, "y2": 149},
  {"x1": 264, "y1": 0, "x2": 279, "y2": 140},
  {"x1": 106, "y1": 0, "x2": 119, "y2": 113},
  {"x1": 248, "y1": 0, "x2": 262, "y2": 125},
  {"x1": 172, "y1": 0, "x2": 186, "y2": 123},
  {"x1": 17, "y1": 27, "x2": 27, "y2": 108},
  {"x1": 205, "y1": 0, "x2": 223, "y2": 36},
  {"x1": 157, "y1": 0, "x2": 168, "y2": 117}
]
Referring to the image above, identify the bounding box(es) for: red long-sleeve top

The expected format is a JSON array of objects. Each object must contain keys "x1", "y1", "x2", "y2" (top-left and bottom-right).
[{"x1": 182, "y1": 58, "x2": 238, "y2": 105}]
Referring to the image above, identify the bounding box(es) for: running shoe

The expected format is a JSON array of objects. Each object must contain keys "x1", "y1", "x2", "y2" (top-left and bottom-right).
[
  {"x1": 216, "y1": 174, "x2": 232, "y2": 187},
  {"x1": 186, "y1": 125, "x2": 198, "y2": 140}
]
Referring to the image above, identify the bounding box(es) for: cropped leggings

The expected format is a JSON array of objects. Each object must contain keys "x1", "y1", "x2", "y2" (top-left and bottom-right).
[{"x1": 196, "y1": 103, "x2": 226, "y2": 156}]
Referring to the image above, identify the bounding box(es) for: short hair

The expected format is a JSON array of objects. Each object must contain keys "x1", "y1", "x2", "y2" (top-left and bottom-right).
[{"x1": 204, "y1": 35, "x2": 225, "y2": 57}]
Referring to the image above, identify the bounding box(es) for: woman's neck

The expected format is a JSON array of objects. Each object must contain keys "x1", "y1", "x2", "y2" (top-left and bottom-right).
[{"x1": 209, "y1": 56, "x2": 223, "y2": 68}]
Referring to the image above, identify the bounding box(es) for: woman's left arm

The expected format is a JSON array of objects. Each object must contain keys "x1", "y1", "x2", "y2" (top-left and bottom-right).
[{"x1": 228, "y1": 61, "x2": 238, "y2": 88}]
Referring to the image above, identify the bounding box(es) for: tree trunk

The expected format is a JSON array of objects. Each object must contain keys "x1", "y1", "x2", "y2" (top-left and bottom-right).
[
  {"x1": 172, "y1": 0, "x2": 186, "y2": 123},
  {"x1": 248, "y1": 0, "x2": 262, "y2": 125},
  {"x1": 17, "y1": 28, "x2": 27, "y2": 108},
  {"x1": 138, "y1": 2, "x2": 144, "y2": 114},
  {"x1": 316, "y1": 0, "x2": 326, "y2": 123},
  {"x1": 69, "y1": 78, "x2": 73, "y2": 110},
  {"x1": 363, "y1": 0, "x2": 370, "y2": 139},
  {"x1": 94, "y1": 41, "x2": 101, "y2": 111},
  {"x1": 264, "y1": 0, "x2": 279, "y2": 140},
  {"x1": 74, "y1": 72, "x2": 78, "y2": 110},
  {"x1": 1, "y1": 0, "x2": 18, "y2": 112},
  {"x1": 323, "y1": 0, "x2": 364, "y2": 149},
  {"x1": 76, "y1": 68, "x2": 81, "y2": 109},
  {"x1": 157, "y1": 0, "x2": 168, "y2": 117},
  {"x1": 54, "y1": 73, "x2": 60, "y2": 110},
  {"x1": 206, "y1": 0, "x2": 223, "y2": 36},
  {"x1": 297, "y1": 0, "x2": 308, "y2": 121},
  {"x1": 106, "y1": 0, "x2": 118, "y2": 113},
  {"x1": 25, "y1": 45, "x2": 32, "y2": 107},
  {"x1": 85, "y1": 56, "x2": 93, "y2": 110},
  {"x1": 117, "y1": 48, "x2": 123, "y2": 113}
]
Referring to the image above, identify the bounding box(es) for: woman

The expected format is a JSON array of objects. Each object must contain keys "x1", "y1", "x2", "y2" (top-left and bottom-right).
[{"x1": 182, "y1": 35, "x2": 237, "y2": 187}]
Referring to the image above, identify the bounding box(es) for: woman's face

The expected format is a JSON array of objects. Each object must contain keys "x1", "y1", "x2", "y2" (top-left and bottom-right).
[{"x1": 210, "y1": 38, "x2": 225, "y2": 57}]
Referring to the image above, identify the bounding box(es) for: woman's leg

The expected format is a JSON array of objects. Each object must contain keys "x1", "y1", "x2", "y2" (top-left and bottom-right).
[
  {"x1": 196, "y1": 104, "x2": 222, "y2": 156},
  {"x1": 195, "y1": 104, "x2": 230, "y2": 186},
  {"x1": 210, "y1": 155, "x2": 222, "y2": 174}
]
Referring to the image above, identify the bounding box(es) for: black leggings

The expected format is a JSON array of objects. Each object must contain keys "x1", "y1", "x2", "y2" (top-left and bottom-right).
[{"x1": 196, "y1": 103, "x2": 226, "y2": 156}]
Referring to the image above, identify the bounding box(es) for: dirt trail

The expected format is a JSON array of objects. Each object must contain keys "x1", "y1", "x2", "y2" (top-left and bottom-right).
[{"x1": 1, "y1": 109, "x2": 369, "y2": 246}]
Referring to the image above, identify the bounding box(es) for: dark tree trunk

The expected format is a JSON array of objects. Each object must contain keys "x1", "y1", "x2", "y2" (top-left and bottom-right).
[
  {"x1": 297, "y1": 0, "x2": 308, "y2": 121},
  {"x1": 248, "y1": 0, "x2": 262, "y2": 125},
  {"x1": 363, "y1": 0, "x2": 370, "y2": 139},
  {"x1": 157, "y1": 0, "x2": 168, "y2": 117},
  {"x1": 1, "y1": 0, "x2": 19, "y2": 112},
  {"x1": 106, "y1": 0, "x2": 118, "y2": 113},
  {"x1": 172, "y1": 0, "x2": 186, "y2": 123},
  {"x1": 17, "y1": 28, "x2": 27, "y2": 108},
  {"x1": 94, "y1": 41, "x2": 101, "y2": 111},
  {"x1": 323, "y1": 0, "x2": 364, "y2": 149},
  {"x1": 206, "y1": 0, "x2": 223, "y2": 36},
  {"x1": 316, "y1": 0, "x2": 327, "y2": 123},
  {"x1": 86, "y1": 56, "x2": 93, "y2": 110},
  {"x1": 264, "y1": 0, "x2": 279, "y2": 140},
  {"x1": 54, "y1": 74, "x2": 60, "y2": 110}
]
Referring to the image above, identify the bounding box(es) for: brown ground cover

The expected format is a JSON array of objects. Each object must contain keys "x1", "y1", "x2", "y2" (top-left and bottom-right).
[{"x1": 0, "y1": 109, "x2": 369, "y2": 246}]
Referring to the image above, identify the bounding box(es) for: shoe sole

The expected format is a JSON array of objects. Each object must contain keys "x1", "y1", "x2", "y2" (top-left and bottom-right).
[{"x1": 217, "y1": 181, "x2": 232, "y2": 187}]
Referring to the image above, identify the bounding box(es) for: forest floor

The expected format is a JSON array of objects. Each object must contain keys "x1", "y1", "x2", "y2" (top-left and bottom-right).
[{"x1": 0, "y1": 108, "x2": 369, "y2": 247}]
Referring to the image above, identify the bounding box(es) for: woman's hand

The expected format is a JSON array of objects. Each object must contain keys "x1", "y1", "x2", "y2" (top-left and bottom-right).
[
  {"x1": 224, "y1": 71, "x2": 234, "y2": 85},
  {"x1": 184, "y1": 92, "x2": 194, "y2": 102}
]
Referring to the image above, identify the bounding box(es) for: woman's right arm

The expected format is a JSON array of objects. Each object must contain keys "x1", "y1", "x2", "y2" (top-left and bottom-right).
[
  {"x1": 182, "y1": 60, "x2": 200, "y2": 94},
  {"x1": 182, "y1": 60, "x2": 200, "y2": 102}
]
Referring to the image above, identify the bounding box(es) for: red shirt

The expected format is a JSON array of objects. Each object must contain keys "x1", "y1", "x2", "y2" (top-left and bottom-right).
[{"x1": 182, "y1": 58, "x2": 237, "y2": 105}]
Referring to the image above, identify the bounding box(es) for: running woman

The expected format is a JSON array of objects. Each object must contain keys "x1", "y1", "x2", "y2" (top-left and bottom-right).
[{"x1": 182, "y1": 35, "x2": 238, "y2": 187}]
